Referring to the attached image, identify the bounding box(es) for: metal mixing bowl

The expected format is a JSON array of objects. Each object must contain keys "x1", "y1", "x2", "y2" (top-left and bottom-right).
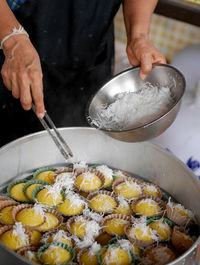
[{"x1": 87, "y1": 64, "x2": 185, "y2": 142}]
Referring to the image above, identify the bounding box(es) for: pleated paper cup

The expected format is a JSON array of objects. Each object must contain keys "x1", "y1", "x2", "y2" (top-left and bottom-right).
[
  {"x1": 131, "y1": 195, "x2": 166, "y2": 217},
  {"x1": 16, "y1": 245, "x2": 38, "y2": 255},
  {"x1": 77, "y1": 247, "x2": 91, "y2": 264},
  {"x1": 143, "y1": 244, "x2": 177, "y2": 264},
  {"x1": 166, "y1": 204, "x2": 191, "y2": 226},
  {"x1": 142, "y1": 182, "x2": 162, "y2": 198},
  {"x1": 171, "y1": 226, "x2": 193, "y2": 253},
  {"x1": 101, "y1": 213, "x2": 131, "y2": 236},
  {"x1": 36, "y1": 208, "x2": 63, "y2": 233},
  {"x1": 0, "y1": 224, "x2": 31, "y2": 243},
  {"x1": 0, "y1": 195, "x2": 14, "y2": 202},
  {"x1": 87, "y1": 190, "x2": 119, "y2": 214},
  {"x1": 0, "y1": 200, "x2": 19, "y2": 225},
  {"x1": 37, "y1": 242, "x2": 75, "y2": 265},
  {"x1": 12, "y1": 204, "x2": 46, "y2": 229},
  {"x1": 53, "y1": 167, "x2": 74, "y2": 182},
  {"x1": 112, "y1": 176, "x2": 143, "y2": 198},
  {"x1": 113, "y1": 169, "x2": 132, "y2": 179},
  {"x1": 40, "y1": 229, "x2": 74, "y2": 247},
  {"x1": 124, "y1": 223, "x2": 157, "y2": 247},
  {"x1": 75, "y1": 168, "x2": 105, "y2": 193},
  {"x1": 0, "y1": 225, "x2": 13, "y2": 236},
  {"x1": 66, "y1": 216, "x2": 92, "y2": 236}
]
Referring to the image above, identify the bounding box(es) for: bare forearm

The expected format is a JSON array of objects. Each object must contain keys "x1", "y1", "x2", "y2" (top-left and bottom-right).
[
  {"x1": 0, "y1": 0, "x2": 20, "y2": 41},
  {"x1": 123, "y1": 0, "x2": 158, "y2": 41}
]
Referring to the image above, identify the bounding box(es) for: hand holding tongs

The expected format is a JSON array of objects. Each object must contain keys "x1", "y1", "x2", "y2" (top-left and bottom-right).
[{"x1": 32, "y1": 104, "x2": 73, "y2": 160}]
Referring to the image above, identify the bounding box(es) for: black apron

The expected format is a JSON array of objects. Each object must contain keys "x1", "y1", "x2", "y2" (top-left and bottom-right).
[{"x1": 0, "y1": 0, "x2": 121, "y2": 146}]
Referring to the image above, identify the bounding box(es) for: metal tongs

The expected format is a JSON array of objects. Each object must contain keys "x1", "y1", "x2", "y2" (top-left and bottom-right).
[{"x1": 32, "y1": 104, "x2": 73, "y2": 160}]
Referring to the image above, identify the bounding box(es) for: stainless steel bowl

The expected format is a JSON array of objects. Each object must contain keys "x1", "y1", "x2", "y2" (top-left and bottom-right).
[
  {"x1": 0, "y1": 127, "x2": 199, "y2": 265},
  {"x1": 87, "y1": 64, "x2": 185, "y2": 142}
]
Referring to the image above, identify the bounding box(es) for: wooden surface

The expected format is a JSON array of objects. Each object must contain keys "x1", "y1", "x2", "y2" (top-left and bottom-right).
[{"x1": 155, "y1": 0, "x2": 200, "y2": 26}]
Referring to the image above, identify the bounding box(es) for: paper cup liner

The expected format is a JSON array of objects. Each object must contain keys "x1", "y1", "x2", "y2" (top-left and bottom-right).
[
  {"x1": 7, "y1": 179, "x2": 29, "y2": 203},
  {"x1": 89, "y1": 164, "x2": 116, "y2": 190},
  {"x1": 101, "y1": 213, "x2": 131, "y2": 236},
  {"x1": 102, "y1": 176, "x2": 116, "y2": 191},
  {"x1": 66, "y1": 216, "x2": 92, "y2": 237},
  {"x1": 97, "y1": 243, "x2": 135, "y2": 265},
  {"x1": 57, "y1": 194, "x2": 87, "y2": 218},
  {"x1": 146, "y1": 216, "x2": 176, "y2": 228},
  {"x1": 124, "y1": 223, "x2": 156, "y2": 247},
  {"x1": 17, "y1": 245, "x2": 38, "y2": 255},
  {"x1": 12, "y1": 204, "x2": 46, "y2": 229},
  {"x1": 32, "y1": 185, "x2": 65, "y2": 209},
  {"x1": 33, "y1": 167, "x2": 57, "y2": 179},
  {"x1": 75, "y1": 168, "x2": 105, "y2": 193},
  {"x1": 37, "y1": 242, "x2": 75, "y2": 265},
  {"x1": 171, "y1": 226, "x2": 193, "y2": 253},
  {"x1": 0, "y1": 200, "x2": 19, "y2": 225},
  {"x1": 40, "y1": 229, "x2": 73, "y2": 246},
  {"x1": 87, "y1": 190, "x2": 119, "y2": 214},
  {"x1": 36, "y1": 208, "x2": 63, "y2": 233},
  {"x1": 166, "y1": 204, "x2": 191, "y2": 226},
  {"x1": 0, "y1": 224, "x2": 31, "y2": 243},
  {"x1": 112, "y1": 176, "x2": 143, "y2": 197},
  {"x1": 131, "y1": 195, "x2": 166, "y2": 217},
  {"x1": 0, "y1": 195, "x2": 14, "y2": 202},
  {"x1": 143, "y1": 244, "x2": 176, "y2": 261},
  {"x1": 0, "y1": 225, "x2": 13, "y2": 237},
  {"x1": 22, "y1": 180, "x2": 49, "y2": 203},
  {"x1": 142, "y1": 182, "x2": 162, "y2": 198},
  {"x1": 53, "y1": 167, "x2": 74, "y2": 182}
]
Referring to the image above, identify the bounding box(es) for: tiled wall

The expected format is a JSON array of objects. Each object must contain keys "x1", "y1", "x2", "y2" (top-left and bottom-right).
[{"x1": 115, "y1": 7, "x2": 200, "y2": 62}]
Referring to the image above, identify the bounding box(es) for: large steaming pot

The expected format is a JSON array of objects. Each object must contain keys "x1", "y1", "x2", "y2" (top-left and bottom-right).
[{"x1": 0, "y1": 127, "x2": 199, "y2": 265}]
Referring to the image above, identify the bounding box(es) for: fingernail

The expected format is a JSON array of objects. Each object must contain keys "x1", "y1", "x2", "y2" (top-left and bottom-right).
[
  {"x1": 38, "y1": 113, "x2": 44, "y2": 119},
  {"x1": 140, "y1": 73, "x2": 146, "y2": 80}
]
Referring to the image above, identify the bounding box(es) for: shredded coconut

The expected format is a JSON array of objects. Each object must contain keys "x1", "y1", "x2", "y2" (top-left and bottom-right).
[
  {"x1": 72, "y1": 216, "x2": 101, "y2": 248},
  {"x1": 129, "y1": 216, "x2": 159, "y2": 242},
  {"x1": 82, "y1": 208, "x2": 104, "y2": 223},
  {"x1": 114, "y1": 170, "x2": 127, "y2": 178},
  {"x1": 54, "y1": 172, "x2": 75, "y2": 191},
  {"x1": 52, "y1": 230, "x2": 71, "y2": 243},
  {"x1": 71, "y1": 235, "x2": 94, "y2": 249},
  {"x1": 79, "y1": 172, "x2": 100, "y2": 189},
  {"x1": 117, "y1": 239, "x2": 133, "y2": 251},
  {"x1": 143, "y1": 183, "x2": 158, "y2": 193},
  {"x1": 117, "y1": 195, "x2": 130, "y2": 210},
  {"x1": 88, "y1": 242, "x2": 101, "y2": 256},
  {"x1": 44, "y1": 184, "x2": 63, "y2": 206},
  {"x1": 65, "y1": 191, "x2": 86, "y2": 208},
  {"x1": 12, "y1": 222, "x2": 29, "y2": 245},
  {"x1": 33, "y1": 203, "x2": 46, "y2": 219},
  {"x1": 167, "y1": 197, "x2": 193, "y2": 218},
  {"x1": 116, "y1": 180, "x2": 142, "y2": 195},
  {"x1": 26, "y1": 251, "x2": 35, "y2": 261},
  {"x1": 103, "y1": 245, "x2": 131, "y2": 265},
  {"x1": 90, "y1": 194, "x2": 116, "y2": 212},
  {"x1": 73, "y1": 161, "x2": 88, "y2": 170},
  {"x1": 96, "y1": 165, "x2": 113, "y2": 180},
  {"x1": 91, "y1": 83, "x2": 173, "y2": 130}
]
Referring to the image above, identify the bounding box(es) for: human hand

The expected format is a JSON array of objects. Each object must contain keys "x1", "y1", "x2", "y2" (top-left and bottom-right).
[
  {"x1": 1, "y1": 34, "x2": 45, "y2": 118},
  {"x1": 126, "y1": 36, "x2": 166, "y2": 80}
]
